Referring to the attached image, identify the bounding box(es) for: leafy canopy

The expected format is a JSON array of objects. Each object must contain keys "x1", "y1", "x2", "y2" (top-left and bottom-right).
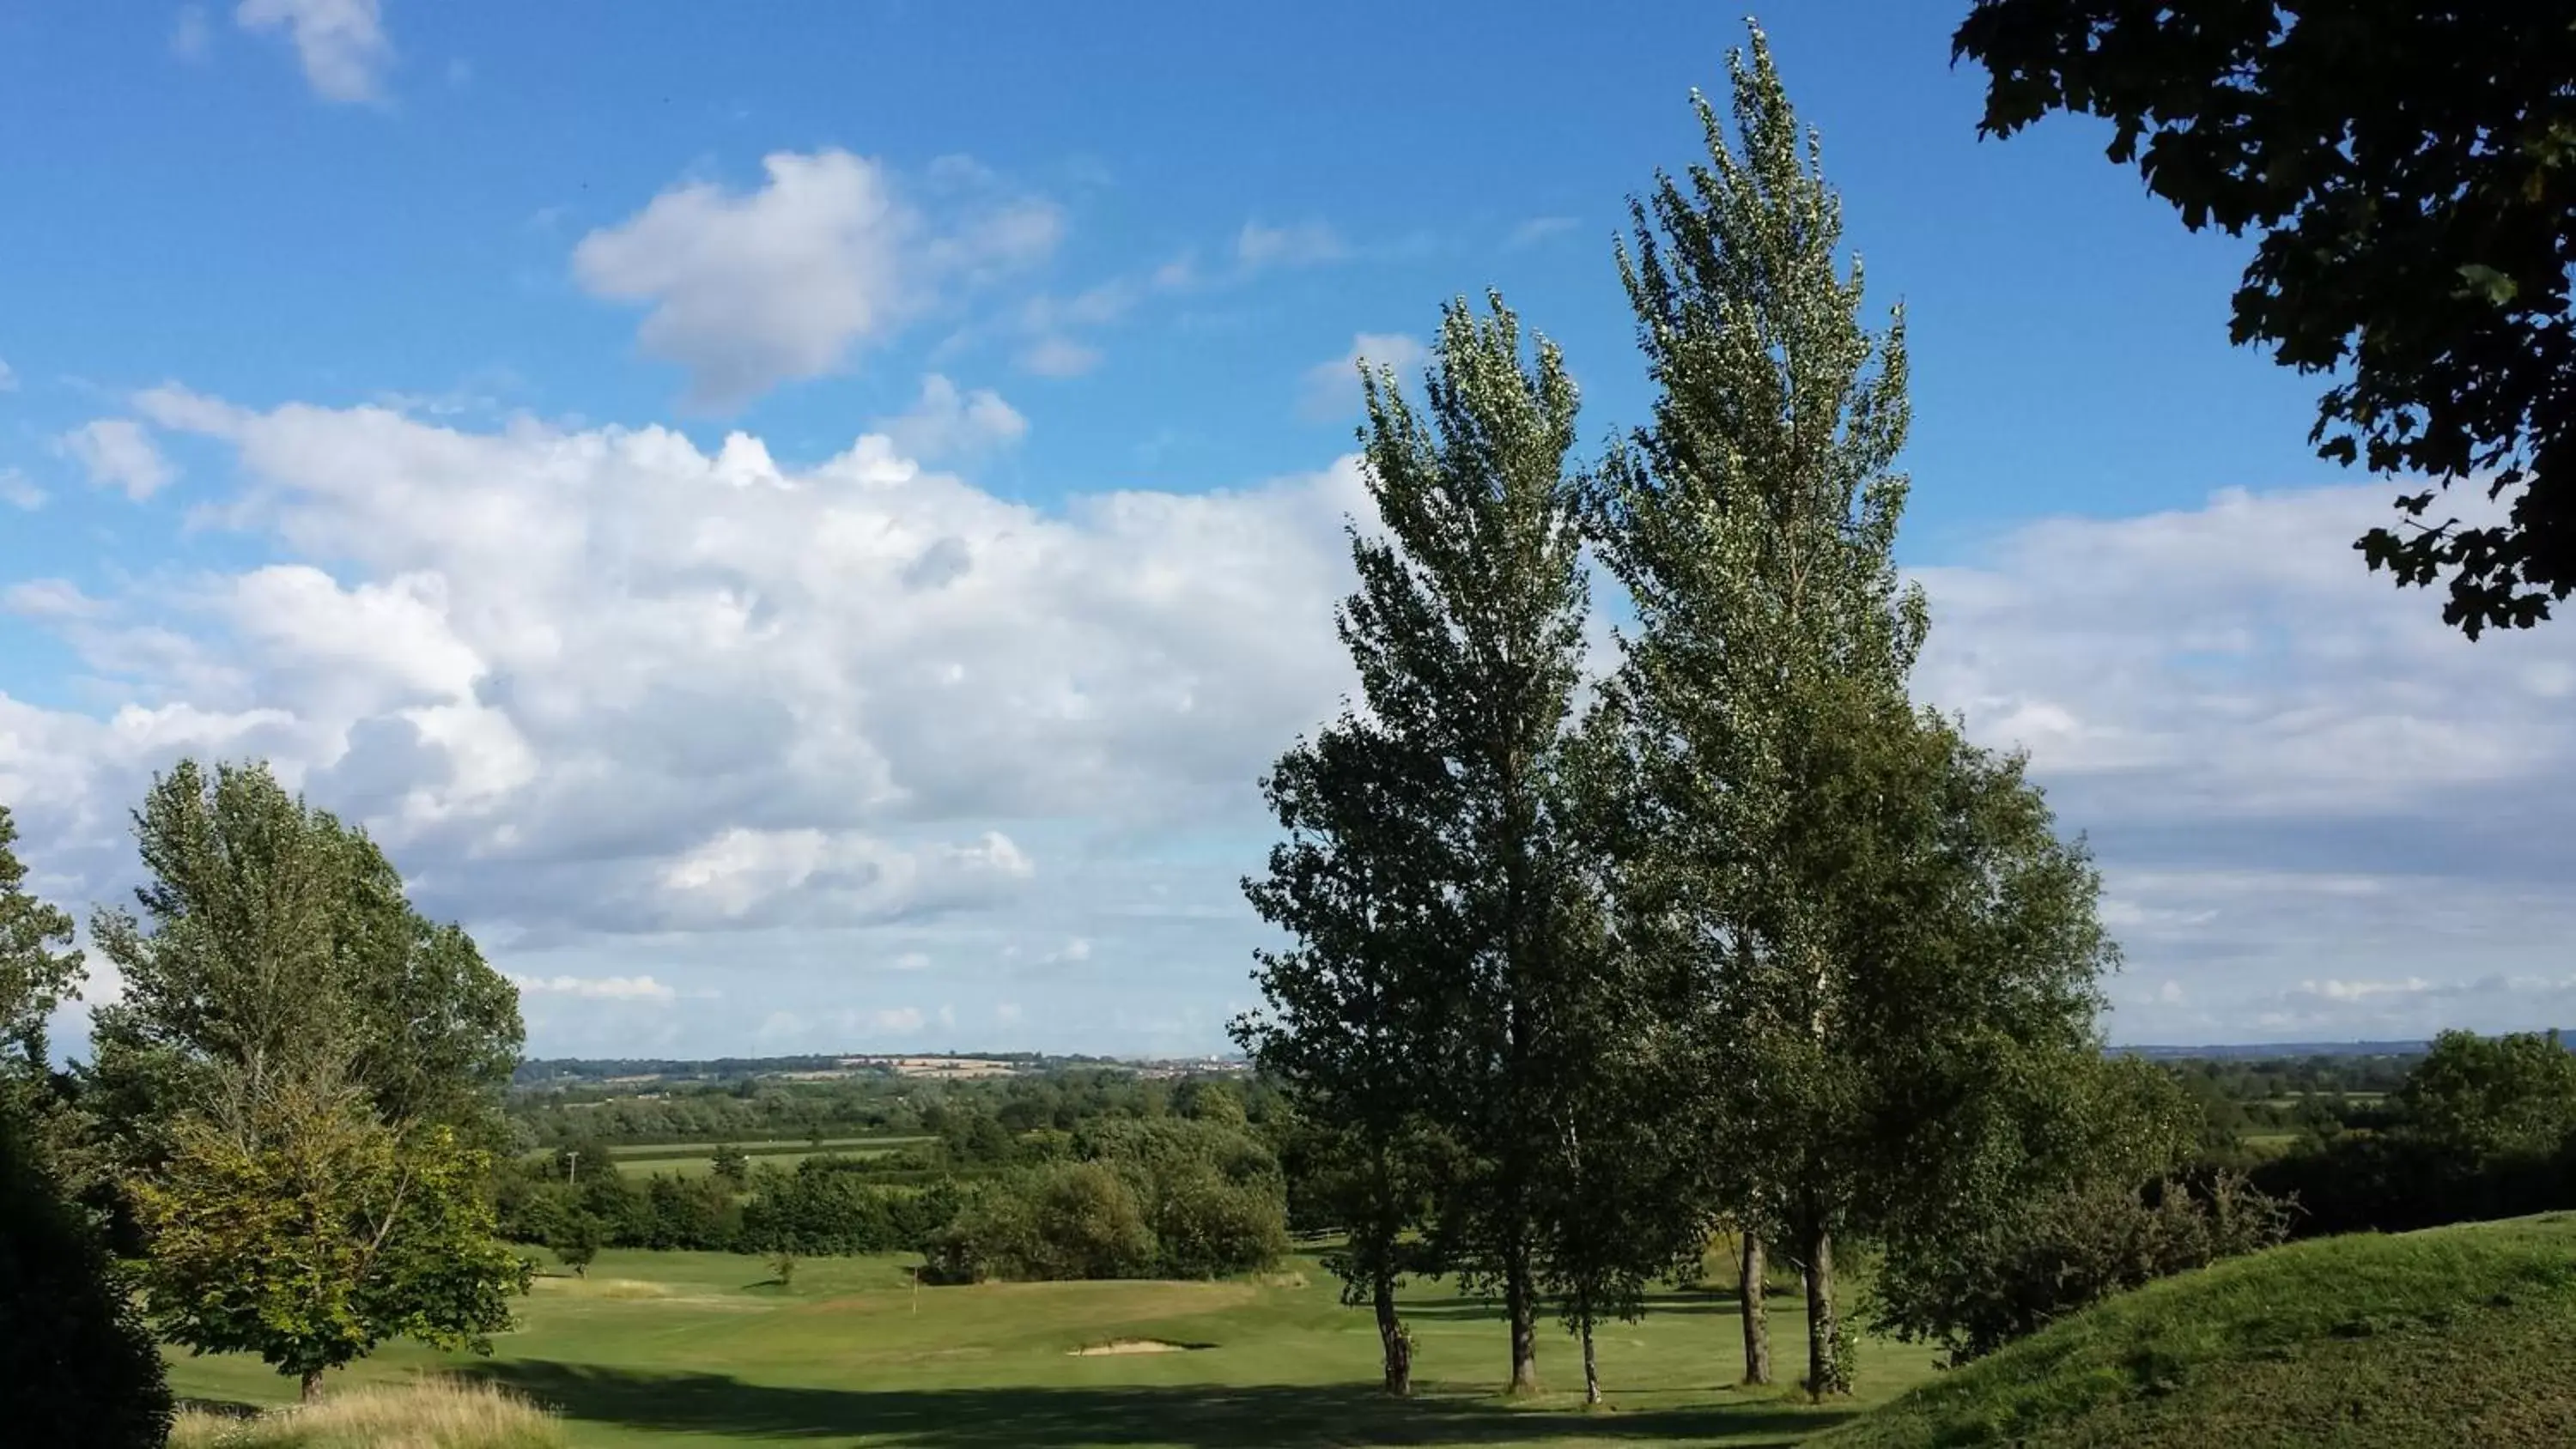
[
  {"x1": 1955, "y1": 0, "x2": 2576, "y2": 636},
  {"x1": 132, "y1": 1071, "x2": 531, "y2": 1388}
]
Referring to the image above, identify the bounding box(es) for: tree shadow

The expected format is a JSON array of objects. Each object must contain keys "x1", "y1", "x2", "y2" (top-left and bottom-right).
[
  {"x1": 1394, "y1": 1289, "x2": 1754, "y2": 1322},
  {"x1": 470, "y1": 1361, "x2": 1863, "y2": 1447}
]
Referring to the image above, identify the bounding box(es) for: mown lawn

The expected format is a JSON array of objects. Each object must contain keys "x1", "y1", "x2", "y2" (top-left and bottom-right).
[{"x1": 165, "y1": 1248, "x2": 1941, "y2": 1447}]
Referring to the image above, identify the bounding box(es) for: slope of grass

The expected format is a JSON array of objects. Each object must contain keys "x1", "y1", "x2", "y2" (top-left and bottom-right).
[
  {"x1": 166, "y1": 1248, "x2": 1941, "y2": 1447},
  {"x1": 172, "y1": 1379, "x2": 565, "y2": 1448},
  {"x1": 1821, "y1": 1211, "x2": 2576, "y2": 1448}
]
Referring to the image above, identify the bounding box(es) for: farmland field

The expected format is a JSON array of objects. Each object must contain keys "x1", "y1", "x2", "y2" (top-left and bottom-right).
[
  {"x1": 163, "y1": 1248, "x2": 1941, "y2": 1447},
  {"x1": 590, "y1": 1137, "x2": 933, "y2": 1178}
]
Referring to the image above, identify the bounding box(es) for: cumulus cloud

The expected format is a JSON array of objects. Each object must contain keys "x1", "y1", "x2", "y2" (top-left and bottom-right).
[
  {"x1": 0, "y1": 470, "x2": 43, "y2": 512},
  {"x1": 235, "y1": 0, "x2": 391, "y2": 104},
  {"x1": 873, "y1": 374, "x2": 1026, "y2": 461},
  {"x1": 0, "y1": 356, "x2": 16, "y2": 391},
  {"x1": 17, "y1": 385, "x2": 2576, "y2": 1054},
  {"x1": 60, "y1": 419, "x2": 176, "y2": 500},
  {"x1": 1301, "y1": 332, "x2": 1426, "y2": 420},
  {"x1": 3, "y1": 390, "x2": 1373, "y2": 1050},
  {"x1": 510, "y1": 973, "x2": 678, "y2": 1003},
  {"x1": 574, "y1": 151, "x2": 1060, "y2": 409}
]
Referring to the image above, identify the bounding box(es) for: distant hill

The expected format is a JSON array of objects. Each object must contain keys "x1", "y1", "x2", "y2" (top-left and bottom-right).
[
  {"x1": 1820, "y1": 1212, "x2": 2576, "y2": 1447},
  {"x1": 2111, "y1": 1039, "x2": 2439, "y2": 1061},
  {"x1": 511, "y1": 1049, "x2": 1248, "y2": 1088}
]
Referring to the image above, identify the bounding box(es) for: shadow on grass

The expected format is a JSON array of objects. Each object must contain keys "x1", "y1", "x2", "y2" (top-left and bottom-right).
[
  {"x1": 471, "y1": 1362, "x2": 1859, "y2": 1447},
  {"x1": 1396, "y1": 1289, "x2": 1747, "y2": 1322}
]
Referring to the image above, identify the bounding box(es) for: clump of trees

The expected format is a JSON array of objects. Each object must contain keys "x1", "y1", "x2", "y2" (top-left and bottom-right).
[
  {"x1": 2255, "y1": 1030, "x2": 2576, "y2": 1238},
  {"x1": 928, "y1": 1116, "x2": 1289, "y2": 1283},
  {"x1": 1238, "y1": 24, "x2": 2251, "y2": 1403}
]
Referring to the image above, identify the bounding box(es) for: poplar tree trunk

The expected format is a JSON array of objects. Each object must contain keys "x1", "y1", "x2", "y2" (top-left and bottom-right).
[
  {"x1": 300, "y1": 1368, "x2": 324, "y2": 1402},
  {"x1": 1374, "y1": 1270, "x2": 1413, "y2": 1396},
  {"x1": 1581, "y1": 1304, "x2": 1602, "y2": 1405},
  {"x1": 1802, "y1": 1221, "x2": 1847, "y2": 1399},
  {"x1": 1506, "y1": 1249, "x2": 1541, "y2": 1394},
  {"x1": 1738, "y1": 1231, "x2": 1773, "y2": 1385}
]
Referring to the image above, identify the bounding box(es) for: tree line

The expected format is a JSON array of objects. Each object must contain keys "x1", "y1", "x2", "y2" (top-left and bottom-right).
[{"x1": 1231, "y1": 29, "x2": 2249, "y2": 1404}]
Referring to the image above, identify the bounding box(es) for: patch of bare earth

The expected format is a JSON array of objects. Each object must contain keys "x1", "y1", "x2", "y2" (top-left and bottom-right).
[{"x1": 1069, "y1": 1339, "x2": 1199, "y2": 1356}]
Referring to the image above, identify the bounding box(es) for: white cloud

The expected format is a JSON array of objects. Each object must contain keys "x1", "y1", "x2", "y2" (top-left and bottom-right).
[
  {"x1": 874, "y1": 374, "x2": 1026, "y2": 461},
  {"x1": 25, "y1": 392, "x2": 2576, "y2": 1053},
  {"x1": 1236, "y1": 220, "x2": 1346, "y2": 271},
  {"x1": 60, "y1": 419, "x2": 175, "y2": 500},
  {"x1": 994, "y1": 1001, "x2": 1024, "y2": 1024},
  {"x1": 510, "y1": 973, "x2": 678, "y2": 1003},
  {"x1": 574, "y1": 151, "x2": 1060, "y2": 409},
  {"x1": 872, "y1": 1006, "x2": 926, "y2": 1034},
  {"x1": 235, "y1": 0, "x2": 391, "y2": 104},
  {"x1": 0, "y1": 470, "x2": 43, "y2": 511},
  {"x1": 1017, "y1": 336, "x2": 1103, "y2": 379},
  {"x1": 172, "y1": 6, "x2": 213, "y2": 60},
  {"x1": 1913, "y1": 482, "x2": 2576, "y2": 1041},
  {"x1": 1300, "y1": 333, "x2": 1425, "y2": 420},
  {"x1": 3, "y1": 389, "x2": 1374, "y2": 1054},
  {"x1": 1504, "y1": 215, "x2": 1579, "y2": 250},
  {"x1": 0, "y1": 356, "x2": 16, "y2": 391}
]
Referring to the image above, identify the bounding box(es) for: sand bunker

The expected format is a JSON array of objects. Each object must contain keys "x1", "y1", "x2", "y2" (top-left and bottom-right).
[{"x1": 1069, "y1": 1339, "x2": 1200, "y2": 1356}]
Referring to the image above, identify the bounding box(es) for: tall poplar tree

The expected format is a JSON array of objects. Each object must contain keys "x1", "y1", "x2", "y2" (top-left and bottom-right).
[
  {"x1": 1593, "y1": 27, "x2": 2123, "y2": 1397},
  {"x1": 1237, "y1": 724, "x2": 1455, "y2": 1395},
  {"x1": 1245, "y1": 294, "x2": 1594, "y2": 1395},
  {"x1": 1592, "y1": 26, "x2": 1921, "y2": 1396}
]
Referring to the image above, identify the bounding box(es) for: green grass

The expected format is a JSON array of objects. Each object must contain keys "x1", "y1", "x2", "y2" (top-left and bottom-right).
[
  {"x1": 1820, "y1": 1211, "x2": 2576, "y2": 1448},
  {"x1": 172, "y1": 1379, "x2": 566, "y2": 1447},
  {"x1": 167, "y1": 1248, "x2": 1941, "y2": 1447}
]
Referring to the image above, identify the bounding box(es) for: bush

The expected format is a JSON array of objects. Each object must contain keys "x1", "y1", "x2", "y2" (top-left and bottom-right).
[
  {"x1": 168, "y1": 1378, "x2": 562, "y2": 1448},
  {"x1": 0, "y1": 1112, "x2": 173, "y2": 1448},
  {"x1": 1872, "y1": 1172, "x2": 2288, "y2": 1364},
  {"x1": 1149, "y1": 1161, "x2": 1291, "y2": 1279},
  {"x1": 930, "y1": 1161, "x2": 1157, "y2": 1282}
]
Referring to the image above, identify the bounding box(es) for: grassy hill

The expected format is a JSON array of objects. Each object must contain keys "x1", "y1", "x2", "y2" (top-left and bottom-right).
[{"x1": 1822, "y1": 1211, "x2": 2576, "y2": 1448}]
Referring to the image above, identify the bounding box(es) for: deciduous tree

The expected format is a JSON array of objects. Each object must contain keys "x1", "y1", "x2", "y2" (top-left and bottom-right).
[
  {"x1": 1592, "y1": 27, "x2": 2124, "y2": 1397},
  {"x1": 1955, "y1": 0, "x2": 2576, "y2": 636},
  {"x1": 133, "y1": 1071, "x2": 530, "y2": 1400},
  {"x1": 1245, "y1": 294, "x2": 1595, "y2": 1395}
]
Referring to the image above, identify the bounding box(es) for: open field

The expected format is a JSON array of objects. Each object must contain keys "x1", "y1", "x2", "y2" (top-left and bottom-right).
[
  {"x1": 588, "y1": 1137, "x2": 932, "y2": 1178},
  {"x1": 1824, "y1": 1212, "x2": 2576, "y2": 1447},
  {"x1": 166, "y1": 1248, "x2": 1941, "y2": 1447}
]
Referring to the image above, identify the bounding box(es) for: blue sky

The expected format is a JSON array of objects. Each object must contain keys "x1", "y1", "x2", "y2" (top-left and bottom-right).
[{"x1": 6, "y1": 2, "x2": 2572, "y2": 1058}]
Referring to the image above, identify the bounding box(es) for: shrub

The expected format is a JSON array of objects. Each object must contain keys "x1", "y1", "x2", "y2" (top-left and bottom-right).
[
  {"x1": 168, "y1": 1378, "x2": 563, "y2": 1448},
  {"x1": 0, "y1": 1112, "x2": 172, "y2": 1447},
  {"x1": 1871, "y1": 1172, "x2": 2288, "y2": 1364},
  {"x1": 1149, "y1": 1161, "x2": 1291, "y2": 1279},
  {"x1": 929, "y1": 1161, "x2": 1156, "y2": 1282}
]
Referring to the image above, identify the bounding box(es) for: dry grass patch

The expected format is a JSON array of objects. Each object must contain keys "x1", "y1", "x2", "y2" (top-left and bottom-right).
[{"x1": 170, "y1": 1379, "x2": 565, "y2": 1449}]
